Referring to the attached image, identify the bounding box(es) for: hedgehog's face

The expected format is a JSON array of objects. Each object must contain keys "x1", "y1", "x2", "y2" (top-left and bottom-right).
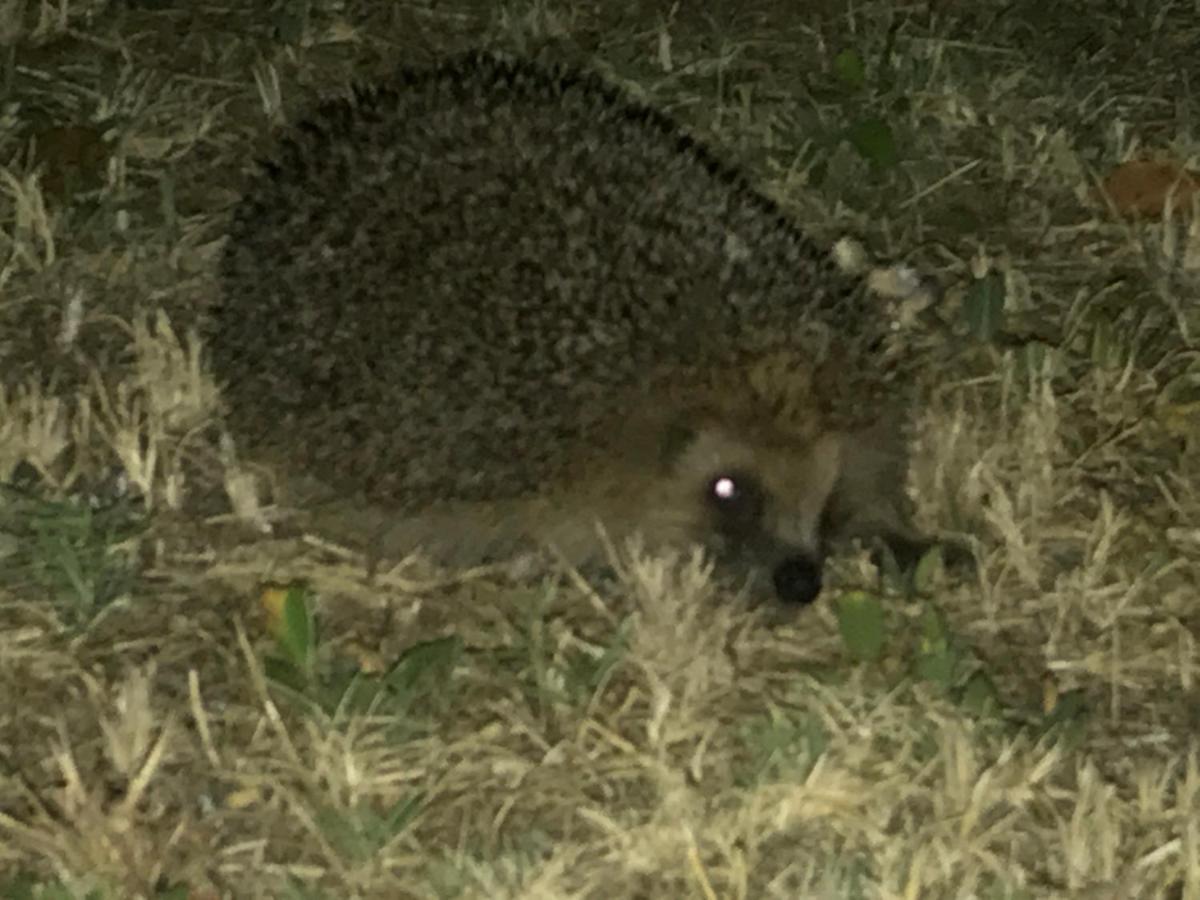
[
  {"x1": 650, "y1": 414, "x2": 845, "y2": 605},
  {"x1": 646, "y1": 407, "x2": 939, "y2": 605}
]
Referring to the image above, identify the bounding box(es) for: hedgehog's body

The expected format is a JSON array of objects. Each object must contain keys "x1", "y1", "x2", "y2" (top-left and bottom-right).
[{"x1": 212, "y1": 51, "x2": 927, "y2": 603}]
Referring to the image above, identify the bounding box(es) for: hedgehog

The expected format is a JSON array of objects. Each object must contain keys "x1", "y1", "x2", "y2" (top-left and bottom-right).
[{"x1": 209, "y1": 50, "x2": 936, "y2": 605}]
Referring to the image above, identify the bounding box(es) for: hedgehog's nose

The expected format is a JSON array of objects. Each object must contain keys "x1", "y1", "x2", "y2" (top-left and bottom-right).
[{"x1": 772, "y1": 555, "x2": 823, "y2": 605}]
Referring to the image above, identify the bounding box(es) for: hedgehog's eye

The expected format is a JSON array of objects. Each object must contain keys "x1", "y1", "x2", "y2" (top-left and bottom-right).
[{"x1": 706, "y1": 471, "x2": 765, "y2": 532}]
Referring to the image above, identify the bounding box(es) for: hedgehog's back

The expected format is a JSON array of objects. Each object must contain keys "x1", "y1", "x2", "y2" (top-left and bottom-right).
[{"x1": 212, "y1": 51, "x2": 869, "y2": 507}]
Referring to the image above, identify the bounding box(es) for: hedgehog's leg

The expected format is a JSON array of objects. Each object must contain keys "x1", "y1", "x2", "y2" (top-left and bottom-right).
[
  {"x1": 824, "y1": 498, "x2": 972, "y2": 578},
  {"x1": 822, "y1": 429, "x2": 973, "y2": 577}
]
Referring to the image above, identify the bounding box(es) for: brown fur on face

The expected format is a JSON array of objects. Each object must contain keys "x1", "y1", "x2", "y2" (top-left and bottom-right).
[
  {"x1": 606, "y1": 407, "x2": 842, "y2": 564},
  {"x1": 536, "y1": 398, "x2": 932, "y2": 603},
  {"x1": 296, "y1": 362, "x2": 933, "y2": 604}
]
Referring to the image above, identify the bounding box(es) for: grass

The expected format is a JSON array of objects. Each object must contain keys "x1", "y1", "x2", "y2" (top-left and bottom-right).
[{"x1": 1, "y1": 0, "x2": 1198, "y2": 897}]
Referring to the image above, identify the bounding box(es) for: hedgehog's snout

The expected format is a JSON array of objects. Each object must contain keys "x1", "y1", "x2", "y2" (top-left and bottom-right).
[
  {"x1": 771, "y1": 554, "x2": 823, "y2": 605},
  {"x1": 698, "y1": 464, "x2": 833, "y2": 605}
]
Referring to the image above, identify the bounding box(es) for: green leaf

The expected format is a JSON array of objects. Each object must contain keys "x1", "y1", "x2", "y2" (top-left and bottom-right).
[
  {"x1": 960, "y1": 671, "x2": 1001, "y2": 717},
  {"x1": 962, "y1": 272, "x2": 1006, "y2": 342},
  {"x1": 912, "y1": 543, "x2": 944, "y2": 594},
  {"x1": 1043, "y1": 689, "x2": 1088, "y2": 727},
  {"x1": 845, "y1": 117, "x2": 898, "y2": 170},
  {"x1": 835, "y1": 590, "x2": 887, "y2": 662},
  {"x1": 314, "y1": 792, "x2": 424, "y2": 863},
  {"x1": 0, "y1": 871, "x2": 38, "y2": 900},
  {"x1": 384, "y1": 636, "x2": 462, "y2": 700},
  {"x1": 834, "y1": 48, "x2": 866, "y2": 89},
  {"x1": 736, "y1": 709, "x2": 829, "y2": 785},
  {"x1": 278, "y1": 585, "x2": 316, "y2": 674},
  {"x1": 916, "y1": 647, "x2": 957, "y2": 687},
  {"x1": 914, "y1": 605, "x2": 959, "y2": 688},
  {"x1": 263, "y1": 655, "x2": 309, "y2": 694},
  {"x1": 919, "y1": 604, "x2": 949, "y2": 645},
  {"x1": 1039, "y1": 688, "x2": 1089, "y2": 748},
  {"x1": 323, "y1": 667, "x2": 380, "y2": 716}
]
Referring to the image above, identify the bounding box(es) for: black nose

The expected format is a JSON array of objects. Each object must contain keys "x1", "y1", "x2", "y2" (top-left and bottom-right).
[{"x1": 771, "y1": 555, "x2": 823, "y2": 605}]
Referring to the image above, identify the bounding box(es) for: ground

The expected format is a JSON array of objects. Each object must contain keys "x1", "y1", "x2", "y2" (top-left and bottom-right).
[{"x1": 0, "y1": 1, "x2": 1198, "y2": 898}]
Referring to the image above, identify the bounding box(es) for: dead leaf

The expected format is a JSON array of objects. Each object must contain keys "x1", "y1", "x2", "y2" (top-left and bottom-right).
[
  {"x1": 1097, "y1": 159, "x2": 1199, "y2": 218},
  {"x1": 259, "y1": 585, "x2": 290, "y2": 640},
  {"x1": 30, "y1": 124, "x2": 110, "y2": 198},
  {"x1": 224, "y1": 786, "x2": 266, "y2": 809}
]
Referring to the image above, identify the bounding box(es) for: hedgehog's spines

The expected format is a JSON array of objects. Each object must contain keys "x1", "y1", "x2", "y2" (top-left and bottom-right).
[
  {"x1": 252, "y1": 49, "x2": 841, "y2": 283},
  {"x1": 212, "y1": 49, "x2": 913, "y2": 600}
]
